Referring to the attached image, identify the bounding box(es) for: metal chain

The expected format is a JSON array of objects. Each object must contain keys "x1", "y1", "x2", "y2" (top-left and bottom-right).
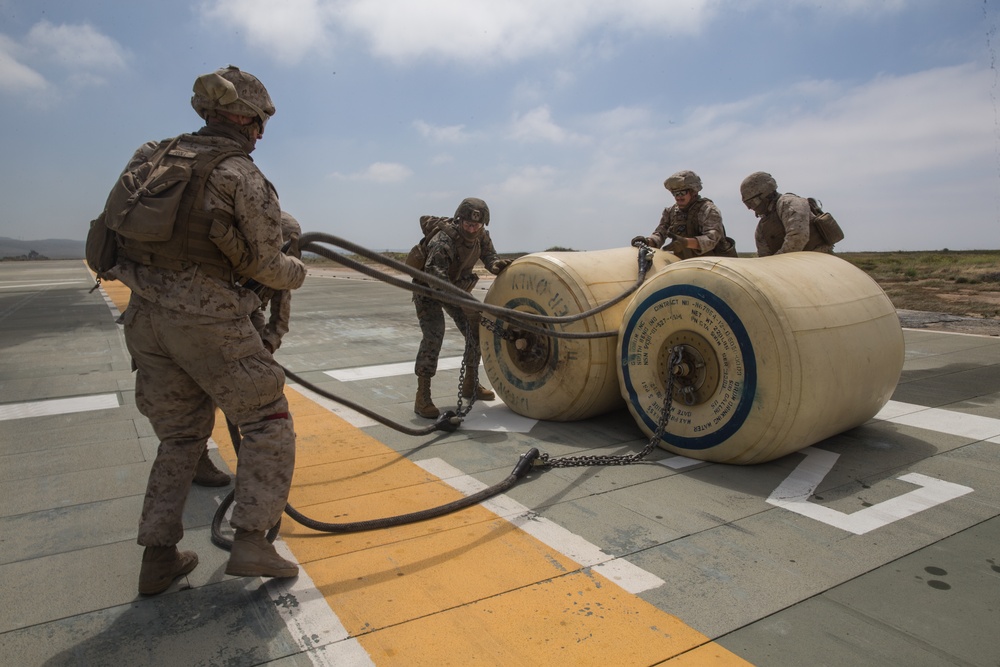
[
  {"x1": 536, "y1": 346, "x2": 683, "y2": 469},
  {"x1": 481, "y1": 316, "x2": 518, "y2": 342},
  {"x1": 454, "y1": 335, "x2": 480, "y2": 418}
]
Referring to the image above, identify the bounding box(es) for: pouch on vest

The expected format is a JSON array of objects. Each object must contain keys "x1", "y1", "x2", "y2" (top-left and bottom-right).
[
  {"x1": 104, "y1": 138, "x2": 190, "y2": 242},
  {"x1": 405, "y1": 215, "x2": 450, "y2": 270},
  {"x1": 85, "y1": 210, "x2": 118, "y2": 276},
  {"x1": 807, "y1": 198, "x2": 845, "y2": 245}
]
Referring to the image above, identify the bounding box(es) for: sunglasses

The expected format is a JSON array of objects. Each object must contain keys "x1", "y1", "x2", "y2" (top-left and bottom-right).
[{"x1": 671, "y1": 189, "x2": 692, "y2": 198}]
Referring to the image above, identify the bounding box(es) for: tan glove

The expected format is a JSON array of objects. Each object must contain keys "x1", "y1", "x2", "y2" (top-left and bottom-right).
[{"x1": 490, "y1": 259, "x2": 512, "y2": 274}]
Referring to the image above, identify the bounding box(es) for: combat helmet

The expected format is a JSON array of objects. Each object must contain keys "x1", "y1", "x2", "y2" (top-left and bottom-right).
[
  {"x1": 191, "y1": 65, "x2": 275, "y2": 131},
  {"x1": 454, "y1": 198, "x2": 490, "y2": 226},
  {"x1": 663, "y1": 170, "x2": 702, "y2": 194},
  {"x1": 740, "y1": 171, "x2": 778, "y2": 203}
]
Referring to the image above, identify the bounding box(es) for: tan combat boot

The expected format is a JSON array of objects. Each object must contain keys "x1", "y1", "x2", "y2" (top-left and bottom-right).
[
  {"x1": 193, "y1": 449, "x2": 232, "y2": 487},
  {"x1": 138, "y1": 545, "x2": 199, "y2": 596},
  {"x1": 461, "y1": 366, "x2": 495, "y2": 401},
  {"x1": 225, "y1": 529, "x2": 299, "y2": 578},
  {"x1": 414, "y1": 376, "x2": 440, "y2": 418}
]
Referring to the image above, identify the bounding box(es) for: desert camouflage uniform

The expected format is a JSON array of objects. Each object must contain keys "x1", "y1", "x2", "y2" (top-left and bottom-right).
[
  {"x1": 413, "y1": 218, "x2": 501, "y2": 377},
  {"x1": 648, "y1": 197, "x2": 737, "y2": 259},
  {"x1": 107, "y1": 128, "x2": 306, "y2": 547},
  {"x1": 755, "y1": 193, "x2": 832, "y2": 257}
]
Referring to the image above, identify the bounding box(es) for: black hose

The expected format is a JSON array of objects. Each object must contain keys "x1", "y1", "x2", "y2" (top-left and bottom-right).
[
  {"x1": 282, "y1": 367, "x2": 459, "y2": 437},
  {"x1": 211, "y1": 446, "x2": 540, "y2": 549},
  {"x1": 296, "y1": 232, "x2": 655, "y2": 337}
]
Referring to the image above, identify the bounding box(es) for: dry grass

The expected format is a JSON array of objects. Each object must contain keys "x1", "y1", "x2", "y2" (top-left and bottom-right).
[{"x1": 839, "y1": 250, "x2": 1000, "y2": 319}]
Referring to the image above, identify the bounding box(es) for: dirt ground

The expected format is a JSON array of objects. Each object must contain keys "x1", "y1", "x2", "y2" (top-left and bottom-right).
[{"x1": 895, "y1": 309, "x2": 1000, "y2": 336}]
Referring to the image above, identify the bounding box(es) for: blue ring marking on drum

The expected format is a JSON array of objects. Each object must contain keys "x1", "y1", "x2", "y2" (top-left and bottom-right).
[
  {"x1": 619, "y1": 283, "x2": 757, "y2": 450},
  {"x1": 493, "y1": 296, "x2": 559, "y2": 391}
]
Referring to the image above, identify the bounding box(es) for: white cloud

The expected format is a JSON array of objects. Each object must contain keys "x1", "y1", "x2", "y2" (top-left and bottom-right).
[
  {"x1": 0, "y1": 22, "x2": 126, "y2": 97},
  {"x1": 0, "y1": 36, "x2": 47, "y2": 92},
  {"x1": 332, "y1": 161, "x2": 413, "y2": 182},
  {"x1": 201, "y1": 0, "x2": 334, "y2": 64},
  {"x1": 198, "y1": 0, "x2": 721, "y2": 65},
  {"x1": 509, "y1": 106, "x2": 588, "y2": 144},
  {"x1": 496, "y1": 165, "x2": 559, "y2": 196},
  {"x1": 339, "y1": 0, "x2": 718, "y2": 63},
  {"x1": 414, "y1": 119, "x2": 474, "y2": 143},
  {"x1": 25, "y1": 21, "x2": 127, "y2": 71},
  {"x1": 200, "y1": 0, "x2": 914, "y2": 65}
]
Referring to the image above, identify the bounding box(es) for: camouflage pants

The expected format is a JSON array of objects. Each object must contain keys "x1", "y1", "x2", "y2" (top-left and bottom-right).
[
  {"x1": 123, "y1": 295, "x2": 295, "y2": 547},
  {"x1": 413, "y1": 294, "x2": 480, "y2": 377}
]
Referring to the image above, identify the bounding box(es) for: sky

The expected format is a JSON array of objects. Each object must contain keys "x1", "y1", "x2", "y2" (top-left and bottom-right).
[{"x1": 1, "y1": 0, "x2": 999, "y2": 253}]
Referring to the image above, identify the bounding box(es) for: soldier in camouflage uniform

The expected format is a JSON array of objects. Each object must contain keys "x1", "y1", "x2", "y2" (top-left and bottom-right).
[
  {"x1": 740, "y1": 171, "x2": 834, "y2": 256},
  {"x1": 412, "y1": 198, "x2": 511, "y2": 418},
  {"x1": 104, "y1": 66, "x2": 307, "y2": 595},
  {"x1": 632, "y1": 170, "x2": 737, "y2": 259}
]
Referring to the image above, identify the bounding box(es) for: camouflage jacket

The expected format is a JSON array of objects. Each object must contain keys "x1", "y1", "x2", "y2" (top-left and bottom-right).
[{"x1": 754, "y1": 193, "x2": 831, "y2": 257}]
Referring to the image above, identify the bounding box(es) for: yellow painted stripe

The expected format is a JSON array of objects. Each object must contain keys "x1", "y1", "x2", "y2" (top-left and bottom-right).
[
  {"x1": 95, "y1": 270, "x2": 751, "y2": 665},
  {"x1": 215, "y1": 389, "x2": 751, "y2": 665}
]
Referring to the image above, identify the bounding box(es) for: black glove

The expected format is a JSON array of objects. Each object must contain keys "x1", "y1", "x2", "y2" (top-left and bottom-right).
[{"x1": 631, "y1": 235, "x2": 652, "y2": 248}]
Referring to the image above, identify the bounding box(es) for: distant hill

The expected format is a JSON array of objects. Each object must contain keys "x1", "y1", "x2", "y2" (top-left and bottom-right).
[{"x1": 0, "y1": 237, "x2": 85, "y2": 260}]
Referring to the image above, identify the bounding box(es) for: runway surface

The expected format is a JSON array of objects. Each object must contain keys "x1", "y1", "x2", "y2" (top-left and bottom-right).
[{"x1": 1, "y1": 260, "x2": 998, "y2": 666}]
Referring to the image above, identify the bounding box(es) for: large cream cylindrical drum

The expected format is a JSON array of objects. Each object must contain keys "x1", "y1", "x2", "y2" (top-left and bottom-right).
[
  {"x1": 618, "y1": 253, "x2": 904, "y2": 464},
  {"x1": 481, "y1": 247, "x2": 679, "y2": 421}
]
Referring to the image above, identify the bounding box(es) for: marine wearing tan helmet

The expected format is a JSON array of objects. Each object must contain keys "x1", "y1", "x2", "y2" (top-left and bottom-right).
[
  {"x1": 191, "y1": 65, "x2": 275, "y2": 146},
  {"x1": 663, "y1": 170, "x2": 703, "y2": 194},
  {"x1": 739, "y1": 171, "x2": 778, "y2": 216}
]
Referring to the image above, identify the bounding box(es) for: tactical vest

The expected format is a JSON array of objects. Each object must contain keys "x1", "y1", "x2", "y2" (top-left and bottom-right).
[
  {"x1": 421, "y1": 220, "x2": 481, "y2": 282},
  {"x1": 115, "y1": 136, "x2": 246, "y2": 281},
  {"x1": 666, "y1": 197, "x2": 737, "y2": 259},
  {"x1": 757, "y1": 193, "x2": 825, "y2": 255}
]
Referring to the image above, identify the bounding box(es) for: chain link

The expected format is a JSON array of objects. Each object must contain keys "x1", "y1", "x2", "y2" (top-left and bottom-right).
[
  {"x1": 454, "y1": 336, "x2": 480, "y2": 418},
  {"x1": 536, "y1": 346, "x2": 683, "y2": 469}
]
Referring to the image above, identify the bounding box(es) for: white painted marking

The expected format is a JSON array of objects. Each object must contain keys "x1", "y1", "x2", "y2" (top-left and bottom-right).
[
  {"x1": 0, "y1": 394, "x2": 120, "y2": 421},
  {"x1": 767, "y1": 446, "x2": 974, "y2": 535},
  {"x1": 416, "y1": 458, "x2": 665, "y2": 594},
  {"x1": 287, "y1": 382, "x2": 378, "y2": 428},
  {"x1": 263, "y1": 540, "x2": 375, "y2": 666},
  {"x1": 658, "y1": 455, "x2": 705, "y2": 470},
  {"x1": 458, "y1": 400, "x2": 538, "y2": 433},
  {"x1": 100, "y1": 287, "x2": 123, "y2": 320},
  {"x1": 901, "y1": 326, "x2": 999, "y2": 338},
  {"x1": 873, "y1": 400, "x2": 921, "y2": 421},
  {"x1": 327, "y1": 356, "x2": 463, "y2": 382},
  {"x1": 0, "y1": 281, "x2": 87, "y2": 289},
  {"x1": 877, "y1": 400, "x2": 1000, "y2": 441}
]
